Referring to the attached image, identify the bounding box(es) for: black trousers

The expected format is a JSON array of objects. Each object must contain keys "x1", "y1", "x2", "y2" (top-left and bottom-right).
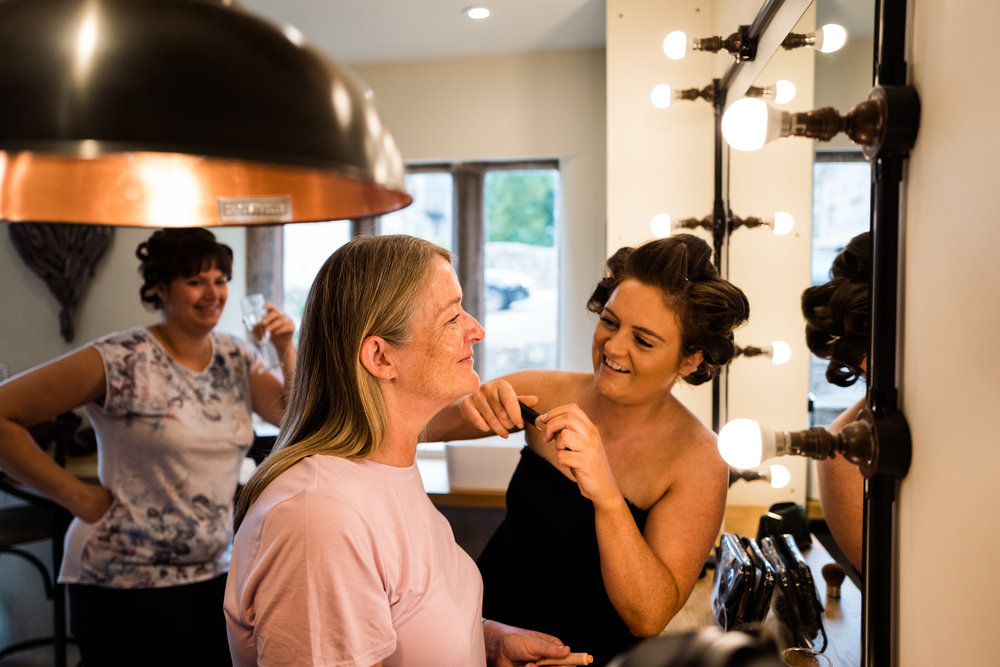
[{"x1": 68, "y1": 574, "x2": 232, "y2": 667}]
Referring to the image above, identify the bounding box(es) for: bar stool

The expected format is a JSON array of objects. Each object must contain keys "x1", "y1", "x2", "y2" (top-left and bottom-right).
[{"x1": 0, "y1": 413, "x2": 80, "y2": 667}]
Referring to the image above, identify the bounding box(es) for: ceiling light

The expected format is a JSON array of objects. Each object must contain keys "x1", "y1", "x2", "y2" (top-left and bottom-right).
[
  {"x1": 0, "y1": 0, "x2": 412, "y2": 227},
  {"x1": 464, "y1": 7, "x2": 491, "y2": 20}
]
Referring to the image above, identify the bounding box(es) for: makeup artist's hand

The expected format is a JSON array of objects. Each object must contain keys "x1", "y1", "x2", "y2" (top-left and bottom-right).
[
  {"x1": 460, "y1": 379, "x2": 539, "y2": 438},
  {"x1": 539, "y1": 404, "x2": 620, "y2": 509},
  {"x1": 483, "y1": 619, "x2": 571, "y2": 667}
]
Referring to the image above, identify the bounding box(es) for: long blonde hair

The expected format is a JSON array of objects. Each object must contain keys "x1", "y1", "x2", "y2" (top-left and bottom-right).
[{"x1": 234, "y1": 235, "x2": 451, "y2": 531}]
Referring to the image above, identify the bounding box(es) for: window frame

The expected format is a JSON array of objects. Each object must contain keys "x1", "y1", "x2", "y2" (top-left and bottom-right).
[{"x1": 250, "y1": 159, "x2": 560, "y2": 378}]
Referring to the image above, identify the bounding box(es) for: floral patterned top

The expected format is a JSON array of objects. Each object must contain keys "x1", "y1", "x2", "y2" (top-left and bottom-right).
[{"x1": 59, "y1": 327, "x2": 258, "y2": 588}]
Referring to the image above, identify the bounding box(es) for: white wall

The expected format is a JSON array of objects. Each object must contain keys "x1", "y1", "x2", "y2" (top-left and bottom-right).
[
  {"x1": 898, "y1": 1, "x2": 1000, "y2": 663},
  {"x1": 354, "y1": 49, "x2": 607, "y2": 371},
  {"x1": 0, "y1": 226, "x2": 247, "y2": 377}
]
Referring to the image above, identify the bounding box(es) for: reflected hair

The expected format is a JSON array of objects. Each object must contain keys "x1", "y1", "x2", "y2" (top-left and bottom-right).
[
  {"x1": 135, "y1": 228, "x2": 233, "y2": 309},
  {"x1": 801, "y1": 232, "x2": 870, "y2": 387},
  {"x1": 234, "y1": 235, "x2": 451, "y2": 531},
  {"x1": 586, "y1": 234, "x2": 749, "y2": 385}
]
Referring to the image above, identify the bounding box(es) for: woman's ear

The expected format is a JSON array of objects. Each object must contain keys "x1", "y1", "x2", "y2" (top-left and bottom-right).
[
  {"x1": 679, "y1": 350, "x2": 704, "y2": 378},
  {"x1": 359, "y1": 335, "x2": 394, "y2": 380},
  {"x1": 153, "y1": 282, "x2": 168, "y2": 304}
]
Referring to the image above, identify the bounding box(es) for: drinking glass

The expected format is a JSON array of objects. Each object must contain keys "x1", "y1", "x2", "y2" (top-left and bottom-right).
[
  {"x1": 240, "y1": 293, "x2": 279, "y2": 373},
  {"x1": 780, "y1": 648, "x2": 833, "y2": 667}
]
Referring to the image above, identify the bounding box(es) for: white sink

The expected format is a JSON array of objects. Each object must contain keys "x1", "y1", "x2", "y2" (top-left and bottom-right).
[{"x1": 443, "y1": 434, "x2": 525, "y2": 491}]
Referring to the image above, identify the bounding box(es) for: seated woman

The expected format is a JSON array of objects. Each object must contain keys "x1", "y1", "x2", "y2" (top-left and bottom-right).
[
  {"x1": 426, "y1": 234, "x2": 750, "y2": 666},
  {"x1": 225, "y1": 234, "x2": 575, "y2": 667},
  {"x1": 801, "y1": 231, "x2": 871, "y2": 572}
]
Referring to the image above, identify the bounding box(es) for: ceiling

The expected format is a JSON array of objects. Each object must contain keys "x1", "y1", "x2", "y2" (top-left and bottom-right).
[{"x1": 237, "y1": 0, "x2": 608, "y2": 65}]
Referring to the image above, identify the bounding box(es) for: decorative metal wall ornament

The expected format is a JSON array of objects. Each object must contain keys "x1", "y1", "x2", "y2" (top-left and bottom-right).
[{"x1": 8, "y1": 222, "x2": 114, "y2": 341}]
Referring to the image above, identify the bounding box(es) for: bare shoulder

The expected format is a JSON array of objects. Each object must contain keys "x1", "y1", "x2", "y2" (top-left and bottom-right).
[
  {"x1": 666, "y1": 401, "x2": 725, "y2": 471},
  {"x1": 504, "y1": 369, "x2": 592, "y2": 410}
]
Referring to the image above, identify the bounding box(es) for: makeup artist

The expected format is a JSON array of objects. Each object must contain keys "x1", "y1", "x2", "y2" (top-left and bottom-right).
[
  {"x1": 426, "y1": 234, "x2": 750, "y2": 666},
  {"x1": 0, "y1": 227, "x2": 295, "y2": 666},
  {"x1": 226, "y1": 235, "x2": 577, "y2": 667}
]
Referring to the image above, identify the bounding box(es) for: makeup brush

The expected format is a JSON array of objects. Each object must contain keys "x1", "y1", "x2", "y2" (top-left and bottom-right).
[{"x1": 519, "y1": 401, "x2": 542, "y2": 430}]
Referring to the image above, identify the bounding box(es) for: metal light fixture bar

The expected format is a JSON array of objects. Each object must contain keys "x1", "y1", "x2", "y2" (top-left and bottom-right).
[
  {"x1": 675, "y1": 84, "x2": 782, "y2": 104},
  {"x1": 673, "y1": 214, "x2": 777, "y2": 232}
]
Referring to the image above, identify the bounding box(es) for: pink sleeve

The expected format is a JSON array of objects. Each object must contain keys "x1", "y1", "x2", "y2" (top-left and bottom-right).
[{"x1": 248, "y1": 491, "x2": 397, "y2": 666}]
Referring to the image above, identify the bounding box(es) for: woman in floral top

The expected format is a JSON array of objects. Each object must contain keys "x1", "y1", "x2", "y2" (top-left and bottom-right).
[{"x1": 0, "y1": 228, "x2": 295, "y2": 666}]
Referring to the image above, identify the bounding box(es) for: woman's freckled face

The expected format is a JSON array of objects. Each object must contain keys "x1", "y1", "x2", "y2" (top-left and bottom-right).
[{"x1": 394, "y1": 257, "x2": 485, "y2": 404}]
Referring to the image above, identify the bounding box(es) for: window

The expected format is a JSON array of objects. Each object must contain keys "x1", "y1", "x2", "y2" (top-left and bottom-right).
[
  {"x1": 282, "y1": 220, "x2": 352, "y2": 337},
  {"x1": 278, "y1": 160, "x2": 561, "y2": 380},
  {"x1": 379, "y1": 161, "x2": 560, "y2": 379},
  {"x1": 808, "y1": 151, "x2": 870, "y2": 426}
]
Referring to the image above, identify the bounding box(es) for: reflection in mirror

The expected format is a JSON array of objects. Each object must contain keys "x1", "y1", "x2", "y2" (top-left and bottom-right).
[{"x1": 724, "y1": 1, "x2": 875, "y2": 665}]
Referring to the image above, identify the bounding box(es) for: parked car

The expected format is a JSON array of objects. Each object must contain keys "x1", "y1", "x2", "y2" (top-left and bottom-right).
[{"x1": 485, "y1": 268, "x2": 531, "y2": 310}]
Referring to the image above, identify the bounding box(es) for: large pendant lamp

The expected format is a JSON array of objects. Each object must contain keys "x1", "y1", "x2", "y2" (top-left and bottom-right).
[{"x1": 0, "y1": 0, "x2": 412, "y2": 226}]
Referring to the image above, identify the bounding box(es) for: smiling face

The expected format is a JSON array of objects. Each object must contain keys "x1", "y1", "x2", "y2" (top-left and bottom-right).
[
  {"x1": 591, "y1": 278, "x2": 702, "y2": 403},
  {"x1": 393, "y1": 256, "x2": 485, "y2": 407},
  {"x1": 155, "y1": 262, "x2": 228, "y2": 333}
]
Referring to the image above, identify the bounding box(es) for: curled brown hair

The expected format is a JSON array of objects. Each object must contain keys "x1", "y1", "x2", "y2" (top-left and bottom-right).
[
  {"x1": 801, "y1": 232, "x2": 870, "y2": 387},
  {"x1": 135, "y1": 228, "x2": 233, "y2": 309},
  {"x1": 586, "y1": 234, "x2": 749, "y2": 385}
]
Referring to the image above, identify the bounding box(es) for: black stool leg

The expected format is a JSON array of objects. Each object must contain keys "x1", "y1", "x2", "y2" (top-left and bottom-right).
[{"x1": 51, "y1": 508, "x2": 71, "y2": 667}]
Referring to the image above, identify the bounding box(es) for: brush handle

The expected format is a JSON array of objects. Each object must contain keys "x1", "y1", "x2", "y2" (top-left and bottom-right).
[
  {"x1": 537, "y1": 653, "x2": 593, "y2": 666},
  {"x1": 519, "y1": 401, "x2": 542, "y2": 429}
]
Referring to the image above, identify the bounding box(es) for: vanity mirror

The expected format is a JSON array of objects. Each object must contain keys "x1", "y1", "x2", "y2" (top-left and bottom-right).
[{"x1": 714, "y1": 0, "x2": 917, "y2": 666}]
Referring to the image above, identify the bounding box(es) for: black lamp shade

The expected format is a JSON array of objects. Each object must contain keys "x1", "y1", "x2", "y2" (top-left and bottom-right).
[{"x1": 0, "y1": 0, "x2": 412, "y2": 226}]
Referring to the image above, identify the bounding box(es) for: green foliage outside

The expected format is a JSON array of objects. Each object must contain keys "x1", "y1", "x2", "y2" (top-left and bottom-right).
[{"x1": 484, "y1": 170, "x2": 557, "y2": 247}]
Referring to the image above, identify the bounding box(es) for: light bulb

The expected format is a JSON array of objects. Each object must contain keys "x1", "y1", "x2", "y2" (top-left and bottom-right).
[
  {"x1": 770, "y1": 340, "x2": 792, "y2": 365},
  {"x1": 816, "y1": 23, "x2": 847, "y2": 53},
  {"x1": 663, "y1": 31, "x2": 689, "y2": 60},
  {"x1": 718, "y1": 418, "x2": 764, "y2": 470},
  {"x1": 463, "y1": 7, "x2": 491, "y2": 20},
  {"x1": 769, "y1": 464, "x2": 791, "y2": 489},
  {"x1": 772, "y1": 211, "x2": 794, "y2": 235},
  {"x1": 774, "y1": 79, "x2": 796, "y2": 105},
  {"x1": 721, "y1": 98, "x2": 783, "y2": 152},
  {"x1": 651, "y1": 84, "x2": 673, "y2": 109},
  {"x1": 650, "y1": 213, "x2": 672, "y2": 237}
]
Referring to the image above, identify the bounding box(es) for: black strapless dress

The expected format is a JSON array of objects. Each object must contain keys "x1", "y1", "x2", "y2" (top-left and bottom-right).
[{"x1": 477, "y1": 446, "x2": 650, "y2": 666}]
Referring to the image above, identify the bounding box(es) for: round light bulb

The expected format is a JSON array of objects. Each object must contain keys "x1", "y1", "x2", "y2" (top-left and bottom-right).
[
  {"x1": 774, "y1": 79, "x2": 796, "y2": 104},
  {"x1": 772, "y1": 211, "x2": 794, "y2": 235},
  {"x1": 663, "y1": 31, "x2": 689, "y2": 60},
  {"x1": 463, "y1": 7, "x2": 491, "y2": 20},
  {"x1": 816, "y1": 23, "x2": 847, "y2": 53},
  {"x1": 769, "y1": 464, "x2": 791, "y2": 489},
  {"x1": 721, "y1": 98, "x2": 782, "y2": 152},
  {"x1": 650, "y1": 213, "x2": 672, "y2": 237},
  {"x1": 718, "y1": 418, "x2": 764, "y2": 470},
  {"x1": 651, "y1": 84, "x2": 673, "y2": 109},
  {"x1": 770, "y1": 340, "x2": 792, "y2": 365}
]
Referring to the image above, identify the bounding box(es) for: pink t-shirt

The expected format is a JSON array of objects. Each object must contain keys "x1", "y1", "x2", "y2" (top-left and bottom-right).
[{"x1": 225, "y1": 454, "x2": 487, "y2": 667}]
